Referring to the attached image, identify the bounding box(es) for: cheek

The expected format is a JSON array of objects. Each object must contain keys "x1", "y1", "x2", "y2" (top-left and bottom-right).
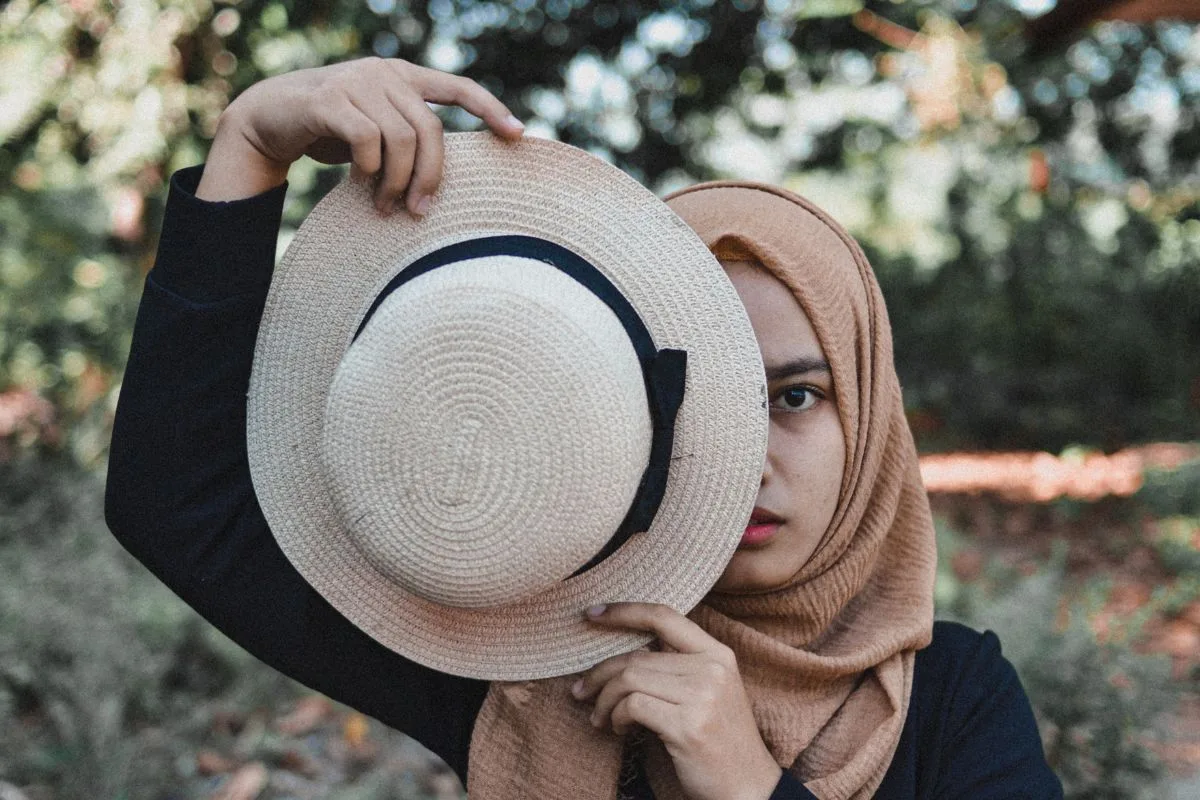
[
  {"x1": 773, "y1": 408, "x2": 846, "y2": 523},
  {"x1": 714, "y1": 408, "x2": 846, "y2": 594}
]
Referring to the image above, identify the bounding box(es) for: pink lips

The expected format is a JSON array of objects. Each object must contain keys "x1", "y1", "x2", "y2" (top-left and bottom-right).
[{"x1": 740, "y1": 507, "x2": 783, "y2": 548}]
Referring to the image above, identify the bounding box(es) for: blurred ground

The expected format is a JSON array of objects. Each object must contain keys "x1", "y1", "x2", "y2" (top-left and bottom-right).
[
  {"x1": 5, "y1": 447, "x2": 1193, "y2": 800},
  {"x1": 3, "y1": 2, "x2": 1199, "y2": 797},
  {"x1": 924, "y1": 445, "x2": 1200, "y2": 794},
  {"x1": 922, "y1": 445, "x2": 1199, "y2": 674}
]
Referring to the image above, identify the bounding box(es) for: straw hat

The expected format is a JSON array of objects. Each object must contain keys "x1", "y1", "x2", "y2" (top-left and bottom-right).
[{"x1": 246, "y1": 132, "x2": 768, "y2": 680}]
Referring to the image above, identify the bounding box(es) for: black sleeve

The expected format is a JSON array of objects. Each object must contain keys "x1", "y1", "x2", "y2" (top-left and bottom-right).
[
  {"x1": 770, "y1": 770, "x2": 817, "y2": 799},
  {"x1": 104, "y1": 165, "x2": 489, "y2": 782},
  {"x1": 932, "y1": 624, "x2": 1063, "y2": 799}
]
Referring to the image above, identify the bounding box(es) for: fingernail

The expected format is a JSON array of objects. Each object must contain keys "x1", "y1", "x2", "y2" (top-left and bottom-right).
[
  {"x1": 590, "y1": 714, "x2": 600, "y2": 728},
  {"x1": 506, "y1": 114, "x2": 525, "y2": 130},
  {"x1": 571, "y1": 679, "x2": 584, "y2": 698},
  {"x1": 414, "y1": 195, "x2": 431, "y2": 217},
  {"x1": 586, "y1": 604, "x2": 607, "y2": 618}
]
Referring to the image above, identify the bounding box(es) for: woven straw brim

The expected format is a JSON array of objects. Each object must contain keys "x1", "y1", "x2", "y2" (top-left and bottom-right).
[{"x1": 247, "y1": 132, "x2": 768, "y2": 680}]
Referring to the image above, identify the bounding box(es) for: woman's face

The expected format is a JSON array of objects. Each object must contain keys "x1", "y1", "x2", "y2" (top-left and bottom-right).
[{"x1": 712, "y1": 260, "x2": 847, "y2": 593}]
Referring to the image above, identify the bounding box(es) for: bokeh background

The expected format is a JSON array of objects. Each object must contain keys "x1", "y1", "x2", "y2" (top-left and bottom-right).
[{"x1": 2, "y1": 0, "x2": 1198, "y2": 798}]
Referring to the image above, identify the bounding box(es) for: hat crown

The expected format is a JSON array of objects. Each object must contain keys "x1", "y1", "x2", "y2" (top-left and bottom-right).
[{"x1": 322, "y1": 255, "x2": 652, "y2": 608}]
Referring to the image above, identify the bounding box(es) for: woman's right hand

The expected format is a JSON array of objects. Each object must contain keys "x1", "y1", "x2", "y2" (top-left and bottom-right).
[{"x1": 195, "y1": 57, "x2": 524, "y2": 214}]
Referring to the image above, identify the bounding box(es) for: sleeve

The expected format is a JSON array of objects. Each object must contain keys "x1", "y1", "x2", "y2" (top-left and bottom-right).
[
  {"x1": 934, "y1": 629, "x2": 1064, "y2": 799},
  {"x1": 770, "y1": 770, "x2": 818, "y2": 799},
  {"x1": 104, "y1": 165, "x2": 489, "y2": 781}
]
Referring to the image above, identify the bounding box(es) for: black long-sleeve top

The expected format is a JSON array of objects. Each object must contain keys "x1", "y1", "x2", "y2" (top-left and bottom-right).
[{"x1": 105, "y1": 165, "x2": 1064, "y2": 799}]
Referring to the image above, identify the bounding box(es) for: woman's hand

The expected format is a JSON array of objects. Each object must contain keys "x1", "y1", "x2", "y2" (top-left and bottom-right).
[
  {"x1": 574, "y1": 603, "x2": 783, "y2": 800},
  {"x1": 196, "y1": 57, "x2": 524, "y2": 213}
]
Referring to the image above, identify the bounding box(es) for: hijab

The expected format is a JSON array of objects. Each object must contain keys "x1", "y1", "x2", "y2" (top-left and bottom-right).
[{"x1": 467, "y1": 181, "x2": 937, "y2": 799}]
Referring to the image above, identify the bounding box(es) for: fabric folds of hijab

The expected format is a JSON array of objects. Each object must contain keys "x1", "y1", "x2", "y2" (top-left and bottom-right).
[{"x1": 467, "y1": 182, "x2": 937, "y2": 799}]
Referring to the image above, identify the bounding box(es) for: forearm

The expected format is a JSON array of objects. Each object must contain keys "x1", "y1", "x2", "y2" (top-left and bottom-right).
[
  {"x1": 105, "y1": 164, "x2": 285, "y2": 587},
  {"x1": 105, "y1": 166, "x2": 489, "y2": 777}
]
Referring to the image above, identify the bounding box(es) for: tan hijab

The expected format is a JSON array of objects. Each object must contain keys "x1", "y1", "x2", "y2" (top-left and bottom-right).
[{"x1": 467, "y1": 182, "x2": 937, "y2": 799}]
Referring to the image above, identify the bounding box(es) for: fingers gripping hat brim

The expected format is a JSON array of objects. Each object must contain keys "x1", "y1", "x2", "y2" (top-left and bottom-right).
[{"x1": 246, "y1": 133, "x2": 768, "y2": 680}]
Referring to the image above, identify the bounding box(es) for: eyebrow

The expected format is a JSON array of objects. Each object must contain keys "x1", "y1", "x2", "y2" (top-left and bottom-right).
[{"x1": 765, "y1": 357, "x2": 832, "y2": 382}]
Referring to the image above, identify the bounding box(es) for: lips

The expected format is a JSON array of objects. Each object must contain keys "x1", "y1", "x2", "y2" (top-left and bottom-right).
[
  {"x1": 741, "y1": 507, "x2": 784, "y2": 547},
  {"x1": 749, "y1": 507, "x2": 783, "y2": 524}
]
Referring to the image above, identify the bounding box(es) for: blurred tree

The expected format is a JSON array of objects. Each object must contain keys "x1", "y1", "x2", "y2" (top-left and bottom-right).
[
  {"x1": 3, "y1": 8, "x2": 1197, "y2": 798},
  {"x1": 1, "y1": 0, "x2": 1198, "y2": 463},
  {"x1": 1026, "y1": 0, "x2": 1200, "y2": 56}
]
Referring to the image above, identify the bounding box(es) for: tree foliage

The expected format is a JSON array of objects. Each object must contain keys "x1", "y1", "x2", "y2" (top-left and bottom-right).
[
  {"x1": 1, "y1": 6, "x2": 1198, "y2": 796},
  {"x1": 1, "y1": 0, "x2": 1198, "y2": 462}
]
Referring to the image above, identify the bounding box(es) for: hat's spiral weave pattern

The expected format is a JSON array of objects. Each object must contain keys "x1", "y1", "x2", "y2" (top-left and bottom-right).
[{"x1": 247, "y1": 133, "x2": 769, "y2": 679}]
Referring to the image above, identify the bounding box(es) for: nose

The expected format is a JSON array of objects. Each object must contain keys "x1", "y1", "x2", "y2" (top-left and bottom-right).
[{"x1": 760, "y1": 428, "x2": 776, "y2": 485}]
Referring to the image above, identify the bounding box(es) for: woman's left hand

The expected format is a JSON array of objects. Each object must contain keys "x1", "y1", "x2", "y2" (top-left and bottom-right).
[{"x1": 574, "y1": 602, "x2": 783, "y2": 800}]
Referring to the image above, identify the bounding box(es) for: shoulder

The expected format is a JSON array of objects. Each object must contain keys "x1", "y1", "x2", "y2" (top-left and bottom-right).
[
  {"x1": 923, "y1": 618, "x2": 998, "y2": 656},
  {"x1": 907, "y1": 620, "x2": 1041, "y2": 757},
  {"x1": 898, "y1": 621, "x2": 1062, "y2": 797},
  {"x1": 912, "y1": 620, "x2": 1018, "y2": 723},
  {"x1": 916, "y1": 620, "x2": 1004, "y2": 679},
  {"x1": 907, "y1": 623, "x2": 1032, "y2": 748}
]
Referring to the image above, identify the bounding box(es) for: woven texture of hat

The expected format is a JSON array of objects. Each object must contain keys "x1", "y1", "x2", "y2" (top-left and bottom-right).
[
  {"x1": 323, "y1": 257, "x2": 651, "y2": 608},
  {"x1": 246, "y1": 133, "x2": 768, "y2": 680},
  {"x1": 467, "y1": 183, "x2": 937, "y2": 799}
]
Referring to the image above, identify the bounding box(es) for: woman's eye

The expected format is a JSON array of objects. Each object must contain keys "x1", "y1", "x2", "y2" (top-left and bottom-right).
[{"x1": 771, "y1": 385, "x2": 821, "y2": 412}]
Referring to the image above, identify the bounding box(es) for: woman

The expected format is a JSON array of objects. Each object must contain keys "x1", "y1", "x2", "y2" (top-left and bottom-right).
[{"x1": 105, "y1": 57, "x2": 1062, "y2": 798}]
